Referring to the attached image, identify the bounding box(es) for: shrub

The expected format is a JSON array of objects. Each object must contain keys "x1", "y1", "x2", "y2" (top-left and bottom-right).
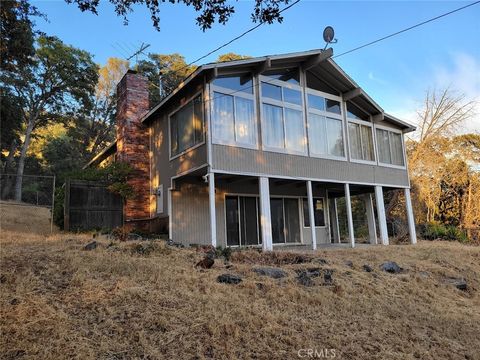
[{"x1": 419, "y1": 222, "x2": 469, "y2": 242}]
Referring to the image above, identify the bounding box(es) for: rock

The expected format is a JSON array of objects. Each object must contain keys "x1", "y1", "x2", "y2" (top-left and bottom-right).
[
  {"x1": 83, "y1": 241, "x2": 98, "y2": 251},
  {"x1": 256, "y1": 282, "x2": 266, "y2": 290},
  {"x1": 344, "y1": 260, "x2": 353, "y2": 268},
  {"x1": 253, "y1": 267, "x2": 288, "y2": 279},
  {"x1": 196, "y1": 250, "x2": 216, "y2": 269},
  {"x1": 10, "y1": 298, "x2": 19, "y2": 305},
  {"x1": 217, "y1": 274, "x2": 242, "y2": 285},
  {"x1": 323, "y1": 269, "x2": 334, "y2": 285},
  {"x1": 314, "y1": 258, "x2": 329, "y2": 265},
  {"x1": 297, "y1": 273, "x2": 314, "y2": 287},
  {"x1": 445, "y1": 277, "x2": 467, "y2": 291},
  {"x1": 296, "y1": 268, "x2": 333, "y2": 286},
  {"x1": 363, "y1": 264, "x2": 373, "y2": 272},
  {"x1": 380, "y1": 261, "x2": 403, "y2": 274}
]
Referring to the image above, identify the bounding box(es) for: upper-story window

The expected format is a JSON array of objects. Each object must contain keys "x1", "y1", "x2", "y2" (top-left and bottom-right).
[
  {"x1": 376, "y1": 127, "x2": 405, "y2": 166},
  {"x1": 211, "y1": 74, "x2": 257, "y2": 147},
  {"x1": 260, "y1": 68, "x2": 307, "y2": 154},
  {"x1": 170, "y1": 94, "x2": 204, "y2": 158},
  {"x1": 346, "y1": 102, "x2": 375, "y2": 162},
  {"x1": 306, "y1": 88, "x2": 345, "y2": 159}
]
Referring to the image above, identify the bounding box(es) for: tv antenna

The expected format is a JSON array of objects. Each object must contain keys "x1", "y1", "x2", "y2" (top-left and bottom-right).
[
  {"x1": 127, "y1": 42, "x2": 151, "y2": 66},
  {"x1": 323, "y1": 26, "x2": 337, "y2": 50}
]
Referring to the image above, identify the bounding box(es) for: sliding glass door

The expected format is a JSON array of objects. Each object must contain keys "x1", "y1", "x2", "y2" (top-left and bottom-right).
[
  {"x1": 226, "y1": 196, "x2": 261, "y2": 246},
  {"x1": 226, "y1": 196, "x2": 301, "y2": 246},
  {"x1": 271, "y1": 198, "x2": 301, "y2": 244}
]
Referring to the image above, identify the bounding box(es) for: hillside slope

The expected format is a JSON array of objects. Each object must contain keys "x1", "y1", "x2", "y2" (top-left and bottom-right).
[{"x1": 0, "y1": 232, "x2": 479, "y2": 360}]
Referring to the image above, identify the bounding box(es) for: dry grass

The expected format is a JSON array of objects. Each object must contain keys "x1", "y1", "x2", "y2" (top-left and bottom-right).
[
  {"x1": 0, "y1": 201, "x2": 56, "y2": 235},
  {"x1": 1, "y1": 231, "x2": 479, "y2": 360}
]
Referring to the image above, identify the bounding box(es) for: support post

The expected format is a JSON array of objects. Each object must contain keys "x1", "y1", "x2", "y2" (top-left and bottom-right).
[
  {"x1": 167, "y1": 187, "x2": 173, "y2": 241},
  {"x1": 344, "y1": 183, "x2": 355, "y2": 248},
  {"x1": 375, "y1": 186, "x2": 389, "y2": 245},
  {"x1": 364, "y1": 193, "x2": 377, "y2": 244},
  {"x1": 208, "y1": 172, "x2": 217, "y2": 248},
  {"x1": 331, "y1": 198, "x2": 340, "y2": 243},
  {"x1": 404, "y1": 188, "x2": 417, "y2": 245},
  {"x1": 306, "y1": 181, "x2": 317, "y2": 250},
  {"x1": 259, "y1": 177, "x2": 273, "y2": 251}
]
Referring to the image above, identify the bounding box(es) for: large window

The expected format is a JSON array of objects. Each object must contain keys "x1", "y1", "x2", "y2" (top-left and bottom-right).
[
  {"x1": 376, "y1": 128, "x2": 405, "y2": 166},
  {"x1": 346, "y1": 102, "x2": 375, "y2": 162},
  {"x1": 260, "y1": 69, "x2": 307, "y2": 154},
  {"x1": 211, "y1": 75, "x2": 257, "y2": 147},
  {"x1": 306, "y1": 90, "x2": 345, "y2": 158},
  {"x1": 302, "y1": 198, "x2": 325, "y2": 227},
  {"x1": 170, "y1": 95, "x2": 204, "y2": 157}
]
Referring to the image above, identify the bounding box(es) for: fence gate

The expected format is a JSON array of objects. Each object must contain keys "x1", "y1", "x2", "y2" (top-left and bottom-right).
[{"x1": 64, "y1": 180, "x2": 123, "y2": 231}]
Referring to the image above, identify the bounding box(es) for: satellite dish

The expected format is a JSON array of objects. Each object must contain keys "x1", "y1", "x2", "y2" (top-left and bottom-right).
[{"x1": 323, "y1": 26, "x2": 335, "y2": 43}]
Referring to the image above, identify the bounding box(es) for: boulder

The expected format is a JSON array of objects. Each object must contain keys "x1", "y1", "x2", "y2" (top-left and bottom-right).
[
  {"x1": 253, "y1": 267, "x2": 287, "y2": 279},
  {"x1": 380, "y1": 261, "x2": 403, "y2": 274},
  {"x1": 363, "y1": 264, "x2": 373, "y2": 273},
  {"x1": 217, "y1": 274, "x2": 242, "y2": 285},
  {"x1": 445, "y1": 277, "x2": 467, "y2": 291},
  {"x1": 83, "y1": 241, "x2": 98, "y2": 251}
]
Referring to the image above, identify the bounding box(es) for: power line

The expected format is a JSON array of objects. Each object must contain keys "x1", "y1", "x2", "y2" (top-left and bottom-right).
[
  {"x1": 148, "y1": 0, "x2": 479, "y2": 100},
  {"x1": 333, "y1": 1, "x2": 480, "y2": 59}
]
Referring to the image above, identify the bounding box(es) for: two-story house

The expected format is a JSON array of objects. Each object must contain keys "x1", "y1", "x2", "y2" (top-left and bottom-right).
[{"x1": 88, "y1": 48, "x2": 417, "y2": 250}]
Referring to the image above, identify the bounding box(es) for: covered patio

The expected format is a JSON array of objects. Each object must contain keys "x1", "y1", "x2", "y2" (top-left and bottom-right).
[{"x1": 170, "y1": 170, "x2": 417, "y2": 250}]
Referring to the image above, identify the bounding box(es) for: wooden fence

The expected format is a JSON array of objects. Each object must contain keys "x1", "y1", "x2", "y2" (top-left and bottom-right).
[{"x1": 64, "y1": 180, "x2": 123, "y2": 231}]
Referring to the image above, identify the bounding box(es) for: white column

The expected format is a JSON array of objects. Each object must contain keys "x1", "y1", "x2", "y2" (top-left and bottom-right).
[
  {"x1": 208, "y1": 172, "x2": 217, "y2": 248},
  {"x1": 306, "y1": 181, "x2": 317, "y2": 250},
  {"x1": 375, "y1": 185, "x2": 389, "y2": 245},
  {"x1": 259, "y1": 177, "x2": 273, "y2": 251},
  {"x1": 344, "y1": 183, "x2": 355, "y2": 248},
  {"x1": 332, "y1": 198, "x2": 341, "y2": 243},
  {"x1": 364, "y1": 193, "x2": 377, "y2": 245},
  {"x1": 168, "y1": 187, "x2": 173, "y2": 240},
  {"x1": 404, "y1": 188, "x2": 417, "y2": 245}
]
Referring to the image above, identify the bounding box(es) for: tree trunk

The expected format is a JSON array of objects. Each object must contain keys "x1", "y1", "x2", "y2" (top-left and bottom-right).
[
  {"x1": 1, "y1": 139, "x2": 18, "y2": 199},
  {"x1": 13, "y1": 120, "x2": 35, "y2": 202}
]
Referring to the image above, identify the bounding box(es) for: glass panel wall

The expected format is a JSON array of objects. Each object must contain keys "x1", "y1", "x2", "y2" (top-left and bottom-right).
[
  {"x1": 306, "y1": 90, "x2": 345, "y2": 159},
  {"x1": 170, "y1": 95, "x2": 204, "y2": 157},
  {"x1": 260, "y1": 69, "x2": 307, "y2": 154},
  {"x1": 211, "y1": 75, "x2": 257, "y2": 147},
  {"x1": 376, "y1": 128, "x2": 405, "y2": 166}
]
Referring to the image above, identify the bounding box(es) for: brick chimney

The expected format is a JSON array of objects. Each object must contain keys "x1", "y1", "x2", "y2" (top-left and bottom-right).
[{"x1": 116, "y1": 70, "x2": 150, "y2": 224}]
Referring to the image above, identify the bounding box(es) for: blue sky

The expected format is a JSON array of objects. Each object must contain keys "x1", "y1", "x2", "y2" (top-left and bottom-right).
[{"x1": 33, "y1": 0, "x2": 480, "y2": 132}]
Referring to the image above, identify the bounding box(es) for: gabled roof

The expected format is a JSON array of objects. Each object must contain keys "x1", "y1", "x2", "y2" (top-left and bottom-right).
[{"x1": 141, "y1": 48, "x2": 415, "y2": 133}]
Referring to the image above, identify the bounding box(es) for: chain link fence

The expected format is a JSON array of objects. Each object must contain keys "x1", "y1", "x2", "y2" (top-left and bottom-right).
[{"x1": 0, "y1": 173, "x2": 56, "y2": 234}]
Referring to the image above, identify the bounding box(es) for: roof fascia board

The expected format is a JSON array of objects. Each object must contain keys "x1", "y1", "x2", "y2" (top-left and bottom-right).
[
  {"x1": 301, "y1": 48, "x2": 333, "y2": 71},
  {"x1": 83, "y1": 140, "x2": 117, "y2": 169}
]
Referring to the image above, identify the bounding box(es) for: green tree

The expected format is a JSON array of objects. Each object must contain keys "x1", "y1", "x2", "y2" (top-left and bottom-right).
[
  {"x1": 137, "y1": 53, "x2": 196, "y2": 105},
  {"x1": 0, "y1": 0, "x2": 42, "y2": 72},
  {"x1": 65, "y1": 0, "x2": 291, "y2": 31},
  {"x1": 0, "y1": 35, "x2": 99, "y2": 201}
]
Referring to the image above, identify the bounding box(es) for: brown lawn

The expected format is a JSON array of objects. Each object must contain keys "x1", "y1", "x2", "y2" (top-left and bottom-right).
[{"x1": 0, "y1": 204, "x2": 479, "y2": 359}]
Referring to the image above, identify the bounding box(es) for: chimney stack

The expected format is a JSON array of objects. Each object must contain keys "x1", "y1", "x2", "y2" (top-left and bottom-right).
[{"x1": 116, "y1": 70, "x2": 150, "y2": 225}]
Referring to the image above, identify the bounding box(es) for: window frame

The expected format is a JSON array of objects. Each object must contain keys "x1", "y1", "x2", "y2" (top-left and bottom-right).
[
  {"x1": 210, "y1": 75, "x2": 258, "y2": 150},
  {"x1": 259, "y1": 73, "x2": 308, "y2": 156},
  {"x1": 346, "y1": 116, "x2": 377, "y2": 165},
  {"x1": 305, "y1": 87, "x2": 347, "y2": 161},
  {"x1": 301, "y1": 197, "x2": 327, "y2": 228},
  {"x1": 374, "y1": 124, "x2": 407, "y2": 169},
  {"x1": 168, "y1": 91, "x2": 205, "y2": 160}
]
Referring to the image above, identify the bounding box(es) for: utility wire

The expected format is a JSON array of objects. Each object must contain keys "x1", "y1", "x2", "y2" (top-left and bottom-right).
[
  {"x1": 148, "y1": 0, "x2": 479, "y2": 99},
  {"x1": 333, "y1": 1, "x2": 480, "y2": 59}
]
